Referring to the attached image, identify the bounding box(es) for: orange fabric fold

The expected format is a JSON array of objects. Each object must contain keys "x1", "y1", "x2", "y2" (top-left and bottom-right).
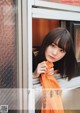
[{"x1": 40, "y1": 61, "x2": 64, "y2": 113}]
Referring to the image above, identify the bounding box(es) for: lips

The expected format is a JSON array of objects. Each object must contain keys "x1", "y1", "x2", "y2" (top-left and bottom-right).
[{"x1": 49, "y1": 55, "x2": 55, "y2": 60}]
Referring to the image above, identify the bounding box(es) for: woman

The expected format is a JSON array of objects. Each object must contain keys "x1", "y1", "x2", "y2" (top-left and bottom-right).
[
  {"x1": 33, "y1": 27, "x2": 78, "y2": 80},
  {"x1": 33, "y1": 27, "x2": 78, "y2": 113}
]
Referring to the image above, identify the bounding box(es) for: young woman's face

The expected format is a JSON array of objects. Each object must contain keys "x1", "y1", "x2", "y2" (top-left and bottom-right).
[{"x1": 45, "y1": 43, "x2": 66, "y2": 63}]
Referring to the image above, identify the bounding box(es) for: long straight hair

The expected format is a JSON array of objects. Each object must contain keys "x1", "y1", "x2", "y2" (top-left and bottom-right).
[{"x1": 35, "y1": 27, "x2": 78, "y2": 80}]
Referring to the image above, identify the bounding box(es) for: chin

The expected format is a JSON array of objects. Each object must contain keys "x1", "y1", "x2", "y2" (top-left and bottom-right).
[{"x1": 47, "y1": 59, "x2": 54, "y2": 63}]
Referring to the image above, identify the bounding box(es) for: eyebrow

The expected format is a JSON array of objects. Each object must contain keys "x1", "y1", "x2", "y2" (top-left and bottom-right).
[
  {"x1": 52, "y1": 43, "x2": 65, "y2": 50},
  {"x1": 52, "y1": 42, "x2": 58, "y2": 46}
]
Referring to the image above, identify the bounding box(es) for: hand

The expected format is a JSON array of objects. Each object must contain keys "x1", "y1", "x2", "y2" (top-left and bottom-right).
[
  {"x1": 47, "y1": 68, "x2": 54, "y2": 76},
  {"x1": 33, "y1": 61, "x2": 48, "y2": 78}
]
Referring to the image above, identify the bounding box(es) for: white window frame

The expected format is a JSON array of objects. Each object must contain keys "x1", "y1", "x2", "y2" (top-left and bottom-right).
[
  {"x1": 21, "y1": 0, "x2": 80, "y2": 113},
  {"x1": 15, "y1": 0, "x2": 23, "y2": 113},
  {"x1": 32, "y1": 0, "x2": 80, "y2": 21}
]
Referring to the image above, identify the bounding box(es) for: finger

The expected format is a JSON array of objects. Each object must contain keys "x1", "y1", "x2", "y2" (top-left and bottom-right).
[
  {"x1": 49, "y1": 68, "x2": 54, "y2": 73},
  {"x1": 40, "y1": 67, "x2": 47, "y2": 72},
  {"x1": 48, "y1": 71, "x2": 54, "y2": 75},
  {"x1": 49, "y1": 68, "x2": 54, "y2": 71},
  {"x1": 48, "y1": 68, "x2": 54, "y2": 75},
  {"x1": 38, "y1": 64, "x2": 48, "y2": 71},
  {"x1": 40, "y1": 70, "x2": 46, "y2": 74},
  {"x1": 40, "y1": 62, "x2": 48, "y2": 68},
  {"x1": 38, "y1": 67, "x2": 47, "y2": 74}
]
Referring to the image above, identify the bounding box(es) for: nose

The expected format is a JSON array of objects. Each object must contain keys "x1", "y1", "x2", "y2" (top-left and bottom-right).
[{"x1": 52, "y1": 48, "x2": 58, "y2": 55}]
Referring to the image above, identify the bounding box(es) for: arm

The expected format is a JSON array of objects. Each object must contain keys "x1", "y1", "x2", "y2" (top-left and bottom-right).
[{"x1": 33, "y1": 71, "x2": 39, "y2": 78}]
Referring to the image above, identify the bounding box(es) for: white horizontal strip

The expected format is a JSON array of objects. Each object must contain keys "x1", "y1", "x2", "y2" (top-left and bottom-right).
[
  {"x1": 32, "y1": 0, "x2": 80, "y2": 12},
  {"x1": 32, "y1": 8, "x2": 80, "y2": 21}
]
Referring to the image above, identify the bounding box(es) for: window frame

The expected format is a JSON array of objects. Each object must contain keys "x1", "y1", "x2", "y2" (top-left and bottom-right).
[{"x1": 22, "y1": 0, "x2": 80, "y2": 113}]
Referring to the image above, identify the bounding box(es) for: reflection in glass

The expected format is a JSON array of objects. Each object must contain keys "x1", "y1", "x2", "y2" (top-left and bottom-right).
[
  {"x1": 75, "y1": 27, "x2": 80, "y2": 61},
  {"x1": 0, "y1": 0, "x2": 17, "y2": 88},
  {"x1": 39, "y1": 0, "x2": 80, "y2": 6},
  {"x1": 0, "y1": 0, "x2": 18, "y2": 112}
]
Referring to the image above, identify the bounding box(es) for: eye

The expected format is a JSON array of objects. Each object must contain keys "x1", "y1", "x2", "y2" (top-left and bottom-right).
[
  {"x1": 51, "y1": 43, "x2": 55, "y2": 47},
  {"x1": 60, "y1": 49, "x2": 65, "y2": 53}
]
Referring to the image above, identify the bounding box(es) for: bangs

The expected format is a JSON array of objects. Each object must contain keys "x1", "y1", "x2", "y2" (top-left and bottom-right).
[
  {"x1": 53, "y1": 36, "x2": 70, "y2": 52},
  {"x1": 43, "y1": 27, "x2": 72, "y2": 53}
]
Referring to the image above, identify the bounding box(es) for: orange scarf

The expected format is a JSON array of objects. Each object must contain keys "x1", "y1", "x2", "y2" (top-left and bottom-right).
[{"x1": 40, "y1": 61, "x2": 64, "y2": 113}]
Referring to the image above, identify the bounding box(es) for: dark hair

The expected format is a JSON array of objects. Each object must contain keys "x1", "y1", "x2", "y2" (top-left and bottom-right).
[{"x1": 35, "y1": 27, "x2": 78, "y2": 80}]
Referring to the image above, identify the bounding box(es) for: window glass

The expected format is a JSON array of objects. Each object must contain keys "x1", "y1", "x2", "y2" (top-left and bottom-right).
[
  {"x1": 0, "y1": 0, "x2": 18, "y2": 112},
  {"x1": 0, "y1": 0, "x2": 17, "y2": 88},
  {"x1": 75, "y1": 27, "x2": 80, "y2": 61}
]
